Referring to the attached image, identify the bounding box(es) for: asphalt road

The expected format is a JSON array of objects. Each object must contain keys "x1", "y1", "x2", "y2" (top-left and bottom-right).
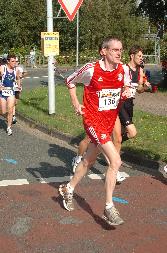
[{"x1": 0, "y1": 64, "x2": 167, "y2": 253}]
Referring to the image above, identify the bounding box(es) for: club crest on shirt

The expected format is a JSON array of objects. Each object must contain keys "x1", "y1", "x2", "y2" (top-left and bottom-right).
[{"x1": 118, "y1": 73, "x2": 123, "y2": 81}]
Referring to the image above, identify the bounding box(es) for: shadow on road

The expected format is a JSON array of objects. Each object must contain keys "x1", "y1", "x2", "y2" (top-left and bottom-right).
[
  {"x1": 0, "y1": 118, "x2": 7, "y2": 131},
  {"x1": 26, "y1": 143, "x2": 102, "y2": 181},
  {"x1": 52, "y1": 193, "x2": 115, "y2": 231}
]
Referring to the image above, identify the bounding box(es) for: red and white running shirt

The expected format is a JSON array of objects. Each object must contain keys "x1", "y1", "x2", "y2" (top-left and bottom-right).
[{"x1": 66, "y1": 59, "x2": 131, "y2": 132}]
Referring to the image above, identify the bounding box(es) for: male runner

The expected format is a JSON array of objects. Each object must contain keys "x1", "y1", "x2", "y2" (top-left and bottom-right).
[
  {"x1": 0, "y1": 54, "x2": 21, "y2": 135},
  {"x1": 59, "y1": 36, "x2": 131, "y2": 226},
  {"x1": 113, "y1": 45, "x2": 151, "y2": 153}
]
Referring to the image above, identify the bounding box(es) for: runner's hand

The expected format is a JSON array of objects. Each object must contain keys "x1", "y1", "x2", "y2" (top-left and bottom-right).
[
  {"x1": 17, "y1": 86, "x2": 22, "y2": 91},
  {"x1": 144, "y1": 81, "x2": 152, "y2": 91},
  {"x1": 74, "y1": 104, "x2": 85, "y2": 116},
  {"x1": 122, "y1": 87, "x2": 131, "y2": 99},
  {"x1": 0, "y1": 85, "x2": 4, "y2": 91}
]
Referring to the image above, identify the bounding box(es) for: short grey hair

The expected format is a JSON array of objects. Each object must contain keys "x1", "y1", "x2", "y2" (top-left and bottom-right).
[{"x1": 99, "y1": 36, "x2": 121, "y2": 54}]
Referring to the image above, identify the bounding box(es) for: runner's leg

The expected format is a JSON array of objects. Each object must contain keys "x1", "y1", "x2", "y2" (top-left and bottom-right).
[
  {"x1": 7, "y1": 96, "x2": 15, "y2": 128},
  {"x1": 112, "y1": 116, "x2": 122, "y2": 154},
  {"x1": 126, "y1": 123, "x2": 137, "y2": 139},
  {"x1": 99, "y1": 141, "x2": 124, "y2": 225},
  {"x1": 99, "y1": 141, "x2": 122, "y2": 204},
  {"x1": 72, "y1": 135, "x2": 90, "y2": 172},
  {"x1": 0, "y1": 97, "x2": 7, "y2": 116},
  {"x1": 70, "y1": 142, "x2": 99, "y2": 188},
  {"x1": 59, "y1": 142, "x2": 99, "y2": 211}
]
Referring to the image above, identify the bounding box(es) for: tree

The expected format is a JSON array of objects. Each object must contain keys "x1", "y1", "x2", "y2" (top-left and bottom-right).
[
  {"x1": 137, "y1": 0, "x2": 167, "y2": 26},
  {"x1": 79, "y1": 0, "x2": 149, "y2": 50},
  {"x1": 0, "y1": 0, "x2": 150, "y2": 55},
  {"x1": 0, "y1": 0, "x2": 46, "y2": 51}
]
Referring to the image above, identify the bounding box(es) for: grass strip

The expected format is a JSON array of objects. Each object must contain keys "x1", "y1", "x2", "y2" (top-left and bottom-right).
[{"x1": 17, "y1": 86, "x2": 167, "y2": 162}]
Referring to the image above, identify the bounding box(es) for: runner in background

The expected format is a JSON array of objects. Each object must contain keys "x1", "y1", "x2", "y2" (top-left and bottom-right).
[
  {"x1": 12, "y1": 57, "x2": 28, "y2": 124},
  {"x1": 113, "y1": 45, "x2": 151, "y2": 154},
  {"x1": 0, "y1": 55, "x2": 21, "y2": 135},
  {"x1": 59, "y1": 36, "x2": 131, "y2": 226}
]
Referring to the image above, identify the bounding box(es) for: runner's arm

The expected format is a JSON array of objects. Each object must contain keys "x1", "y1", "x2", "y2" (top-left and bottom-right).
[
  {"x1": 0, "y1": 66, "x2": 4, "y2": 90},
  {"x1": 121, "y1": 64, "x2": 132, "y2": 99},
  {"x1": 68, "y1": 86, "x2": 85, "y2": 115},
  {"x1": 137, "y1": 67, "x2": 145, "y2": 93},
  {"x1": 66, "y1": 63, "x2": 94, "y2": 115},
  {"x1": 16, "y1": 70, "x2": 21, "y2": 89}
]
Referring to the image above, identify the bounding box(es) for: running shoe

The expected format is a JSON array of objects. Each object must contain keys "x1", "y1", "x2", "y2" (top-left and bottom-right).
[
  {"x1": 72, "y1": 155, "x2": 82, "y2": 173},
  {"x1": 102, "y1": 206, "x2": 124, "y2": 226},
  {"x1": 116, "y1": 171, "x2": 127, "y2": 184},
  {"x1": 159, "y1": 165, "x2": 167, "y2": 179},
  {"x1": 7, "y1": 127, "x2": 12, "y2": 136},
  {"x1": 59, "y1": 184, "x2": 74, "y2": 211},
  {"x1": 12, "y1": 115, "x2": 17, "y2": 124}
]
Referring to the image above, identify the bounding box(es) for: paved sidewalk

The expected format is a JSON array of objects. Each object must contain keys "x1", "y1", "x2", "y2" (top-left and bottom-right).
[{"x1": 1, "y1": 173, "x2": 167, "y2": 253}]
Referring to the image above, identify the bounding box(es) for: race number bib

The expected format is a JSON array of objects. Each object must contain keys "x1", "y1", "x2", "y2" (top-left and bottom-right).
[
  {"x1": 130, "y1": 87, "x2": 136, "y2": 97},
  {"x1": 2, "y1": 89, "x2": 14, "y2": 97},
  {"x1": 98, "y1": 88, "x2": 121, "y2": 111},
  {"x1": 13, "y1": 84, "x2": 21, "y2": 91},
  {"x1": 130, "y1": 83, "x2": 138, "y2": 98}
]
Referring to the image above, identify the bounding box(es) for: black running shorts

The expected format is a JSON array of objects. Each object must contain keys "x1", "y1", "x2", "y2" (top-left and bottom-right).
[{"x1": 119, "y1": 98, "x2": 134, "y2": 127}]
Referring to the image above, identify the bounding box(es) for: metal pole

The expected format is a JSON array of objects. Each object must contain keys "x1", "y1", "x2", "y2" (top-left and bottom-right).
[
  {"x1": 47, "y1": 0, "x2": 55, "y2": 114},
  {"x1": 76, "y1": 10, "x2": 79, "y2": 67},
  {"x1": 158, "y1": 39, "x2": 160, "y2": 64},
  {"x1": 154, "y1": 38, "x2": 157, "y2": 64}
]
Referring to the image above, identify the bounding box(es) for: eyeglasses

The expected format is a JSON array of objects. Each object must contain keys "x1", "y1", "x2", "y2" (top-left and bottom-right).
[{"x1": 109, "y1": 48, "x2": 124, "y2": 53}]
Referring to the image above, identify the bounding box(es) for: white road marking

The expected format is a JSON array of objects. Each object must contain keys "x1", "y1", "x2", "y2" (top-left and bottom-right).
[
  {"x1": 0, "y1": 172, "x2": 130, "y2": 187},
  {"x1": 0, "y1": 179, "x2": 29, "y2": 187},
  {"x1": 24, "y1": 76, "x2": 48, "y2": 79},
  {"x1": 88, "y1": 173, "x2": 105, "y2": 180},
  {"x1": 39, "y1": 176, "x2": 73, "y2": 183}
]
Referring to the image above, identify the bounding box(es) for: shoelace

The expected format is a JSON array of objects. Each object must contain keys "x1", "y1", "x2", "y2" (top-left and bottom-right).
[
  {"x1": 66, "y1": 192, "x2": 73, "y2": 203},
  {"x1": 109, "y1": 207, "x2": 120, "y2": 217}
]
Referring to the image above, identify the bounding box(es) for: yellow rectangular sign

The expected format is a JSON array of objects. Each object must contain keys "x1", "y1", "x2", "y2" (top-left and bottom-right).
[{"x1": 41, "y1": 32, "x2": 59, "y2": 56}]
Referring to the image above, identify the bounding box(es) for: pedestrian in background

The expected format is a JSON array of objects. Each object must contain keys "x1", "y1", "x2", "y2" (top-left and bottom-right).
[{"x1": 29, "y1": 47, "x2": 37, "y2": 68}]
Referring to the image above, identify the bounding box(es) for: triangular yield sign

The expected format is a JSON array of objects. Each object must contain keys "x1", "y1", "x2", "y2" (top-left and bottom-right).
[{"x1": 58, "y1": 0, "x2": 84, "y2": 21}]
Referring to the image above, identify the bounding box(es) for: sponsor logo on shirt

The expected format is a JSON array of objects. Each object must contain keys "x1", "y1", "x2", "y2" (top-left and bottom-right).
[
  {"x1": 101, "y1": 133, "x2": 107, "y2": 140},
  {"x1": 98, "y1": 76, "x2": 103, "y2": 82}
]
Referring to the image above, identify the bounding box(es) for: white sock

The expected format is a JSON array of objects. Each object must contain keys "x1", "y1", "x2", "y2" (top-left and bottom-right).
[
  {"x1": 105, "y1": 202, "x2": 114, "y2": 210},
  {"x1": 77, "y1": 155, "x2": 82, "y2": 161},
  {"x1": 164, "y1": 165, "x2": 167, "y2": 173},
  {"x1": 67, "y1": 183, "x2": 74, "y2": 193}
]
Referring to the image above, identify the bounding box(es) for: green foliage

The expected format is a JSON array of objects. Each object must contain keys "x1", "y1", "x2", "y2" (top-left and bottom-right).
[
  {"x1": 160, "y1": 34, "x2": 167, "y2": 61},
  {"x1": 123, "y1": 109, "x2": 167, "y2": 161},
  {"x1": 0, "y1": 0, "x2": 160, "y2": 59},
  {"x1": 137, "y1": 0, "x2": 167, "y2": 25},
  {"x1": 0, "y1": 0, "x2": 46, "y2": 51}
]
